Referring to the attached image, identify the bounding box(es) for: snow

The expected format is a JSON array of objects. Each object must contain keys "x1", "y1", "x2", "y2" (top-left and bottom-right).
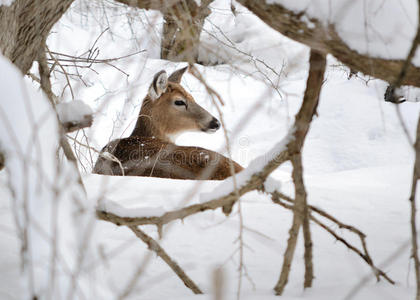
[
  {"x1": 200, "y1": 131, "x2": 292, "y2": 202},
  {"x1": 263, "y1": 176, "x2": 283, "y2": 194},
  {"x1": 1, "y1": 0, "x2": 420, "y2": 299},
  {"x1": 395, "y1": 86, "x2": 420, "y2": 102},
  {"x1": 80, "y1": 164, "x2": 415, "y2": 300},
  {"x1": 98, "y1": 198, "x2": 165, "y2": 218},
  {"x1": 0, "y1": 0, "x2": 14, "y2": 6},
  {"x1": 56, "y1": 100, "x2": 93, "y2": 123},
  {"x1": 0, "y1": 55, "x2": 94, "y2": 299}
]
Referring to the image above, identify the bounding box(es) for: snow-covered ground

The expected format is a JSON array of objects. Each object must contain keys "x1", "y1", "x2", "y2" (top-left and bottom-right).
[
  {"x1": 80, "y1": 164, "x2": 414, "y2": 300},
  {"x1": 1, "y1": 0, "x2": 420, "y2": 299}
]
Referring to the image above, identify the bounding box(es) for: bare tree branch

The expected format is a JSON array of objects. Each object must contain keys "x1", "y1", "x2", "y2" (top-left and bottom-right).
[
  {"x1": 96, "y1": 181, "x2": 395, "y2": 291},
  {"x1": 274, "y1": 50, "x2": 326, "y2": 295},
  {"x1": 237, "y1": 0, "x2": 420, "y2": 87},
  {"x1": 119, "y1": 224, "x2": 203, "y2": 294},
  {"x1": 293, "y1": 154, "x2": 313, "y2": 288},
  {"x1": 270, "y1": 192, "x2": 395, "y2": 285}
]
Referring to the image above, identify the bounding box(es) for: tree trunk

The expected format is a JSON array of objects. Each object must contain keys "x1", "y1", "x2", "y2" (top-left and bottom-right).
[
  {"x1": 161, "y1": 0, "x2": 210, "y2": 63},
  {"x1": 0, "y1": 0, "x2": 74, "y2": 74}
]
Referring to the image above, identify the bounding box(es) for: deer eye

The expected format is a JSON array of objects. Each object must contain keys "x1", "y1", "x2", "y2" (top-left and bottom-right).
[{"x1": 174, "y1": 100, "x2": 187, "y2": 107}]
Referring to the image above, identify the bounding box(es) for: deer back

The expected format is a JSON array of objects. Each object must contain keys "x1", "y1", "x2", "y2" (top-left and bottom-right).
[{"x1": 93, "y1": 137, "x2": 243, "y2": 180}]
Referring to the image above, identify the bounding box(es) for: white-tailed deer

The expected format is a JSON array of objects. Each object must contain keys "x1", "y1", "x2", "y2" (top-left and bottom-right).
[{"x1": 93, "y1": 67, "x2": 243, "y2": 180}]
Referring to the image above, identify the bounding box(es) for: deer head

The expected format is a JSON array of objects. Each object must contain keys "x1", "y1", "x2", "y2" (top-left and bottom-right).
[{"x1": 131, "y1": 67, "x2": 221, "y2": 142}]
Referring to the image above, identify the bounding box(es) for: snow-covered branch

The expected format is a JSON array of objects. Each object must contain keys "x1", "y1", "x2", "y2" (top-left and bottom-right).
[
  {"x1": 237, "y1": 0, "x2": 420, "y2": 88},
  {"x1": 56, "y1": 101, "x2": 93, "y2": 133}
]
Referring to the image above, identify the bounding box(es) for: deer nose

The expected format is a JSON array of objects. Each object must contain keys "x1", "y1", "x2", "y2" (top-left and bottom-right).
[{"x1": 208, "y1": 118, "x2": 220, "y2": 131}]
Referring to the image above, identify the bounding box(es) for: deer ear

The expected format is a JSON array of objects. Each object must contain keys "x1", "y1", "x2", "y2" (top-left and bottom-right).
[
  {"x1": 168, "y1": 66, "x2": 188, "y2": 83},
  {"x1": 148, "y1": 70, "x2": 168, "y2": 100}
]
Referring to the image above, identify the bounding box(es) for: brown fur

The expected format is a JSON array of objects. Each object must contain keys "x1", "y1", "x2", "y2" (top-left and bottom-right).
[
  {"x1": 93, "y1": 69, "x2": 244, "y2": 180},
  {"x1": 93, "y1": 137, "x2": 243, "y2": 180},
  {"x1": 131, "y1": 83, "x2": 213, "y2": 141}
]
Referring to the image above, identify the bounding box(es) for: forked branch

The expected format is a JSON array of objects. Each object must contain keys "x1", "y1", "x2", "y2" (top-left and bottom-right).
[
  {"x1": 128, "y1": 225, "x2": 203, "y2": 294},
  {"x1": 270, "y1": 191, "x2": 395, "y2": 285},
  {"x1": 274, "y1": 50, "x2": 326, "y2": 295}
]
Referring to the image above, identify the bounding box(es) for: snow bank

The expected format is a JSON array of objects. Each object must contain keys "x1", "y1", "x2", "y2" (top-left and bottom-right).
[
  {"x1": 82, "y1": 164, "x2": 416, "y2": 300},
  {"x1": 98, "y1": 198, "x2": 165, "y2": 218},
  {"x1": 200, "y1": 131, "x2": 292, "y2": 202},
  {"x1": 0, "y1": 55, "x2": 94, "y2": 299}
]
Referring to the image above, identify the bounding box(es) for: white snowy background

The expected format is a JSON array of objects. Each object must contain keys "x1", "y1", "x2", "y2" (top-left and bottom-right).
[{"x1": 1, "y1": 0, "x2": 420, "y2": 299}]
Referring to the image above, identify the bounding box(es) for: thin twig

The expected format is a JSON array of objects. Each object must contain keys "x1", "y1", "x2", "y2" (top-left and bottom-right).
[
  {"x1": 66, "y1": 135, "x2": 125, "y2": 176},
  {"x1": 38, "y1": 44, "x2": 86, "y2": 195},
  {"x1": 188, "y1": 64, "x2": 244, "y2": 298},
  {"x1": 46, "y1": 46, "x2": 75, "y2": 100},
  {"x1": 409, "y1": 114, "x2": 420, "y2": 300}
]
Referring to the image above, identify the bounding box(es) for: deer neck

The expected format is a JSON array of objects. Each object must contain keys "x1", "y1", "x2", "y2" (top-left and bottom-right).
[{"x1": 130, "y1": 99, "x2": 172, "y2": 143}]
